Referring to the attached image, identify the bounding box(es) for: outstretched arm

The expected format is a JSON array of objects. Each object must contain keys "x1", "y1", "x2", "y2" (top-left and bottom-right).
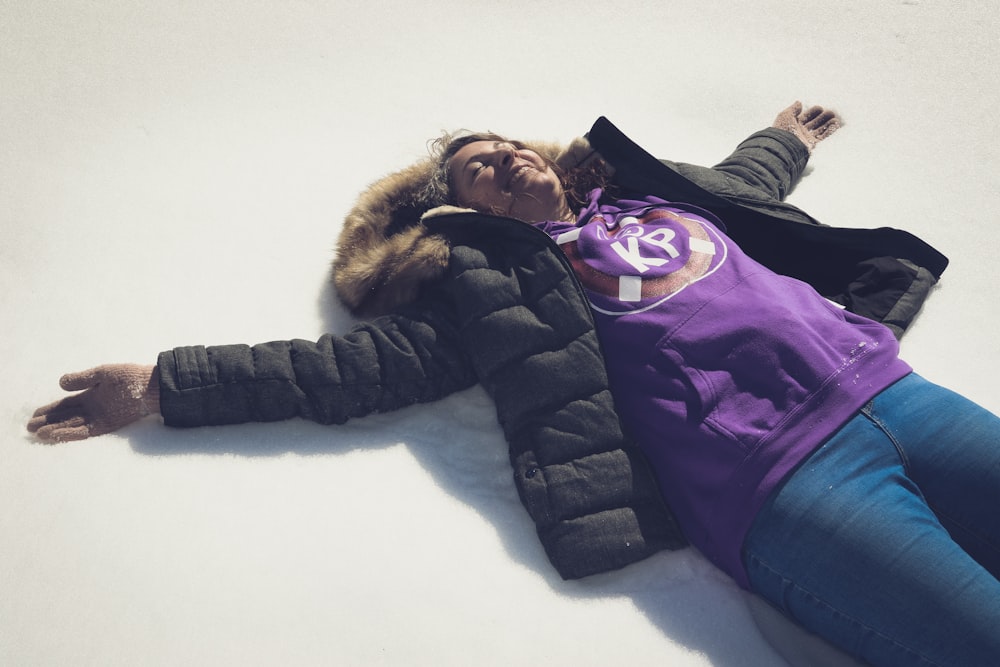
[
  {"x1": 771, "y1": 101, "x2": 841, "y2": 153},
  {"x1": 28, "y1": 301, "x2": 479, "y2": 443},
  {"x1": 687, "y1": 101, "x2": 842, "y2": 203}
]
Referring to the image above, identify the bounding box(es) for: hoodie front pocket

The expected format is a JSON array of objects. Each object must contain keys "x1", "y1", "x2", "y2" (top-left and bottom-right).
[{"x1": 657, "y1": 274, "x2": 859, "y2": 453}]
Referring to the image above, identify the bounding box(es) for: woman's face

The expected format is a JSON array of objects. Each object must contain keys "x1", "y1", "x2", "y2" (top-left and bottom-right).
[{"x1": 448, "y1": 140, "x2": 571, "y2": 223}]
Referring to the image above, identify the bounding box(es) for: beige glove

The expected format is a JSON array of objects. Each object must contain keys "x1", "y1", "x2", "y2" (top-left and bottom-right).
[
  {"x1": 27, "y1": 364, "x2": 160, "y2": 443},
  {"x1": 772, "y1": 101, "x2": 841, "y2": 153}
]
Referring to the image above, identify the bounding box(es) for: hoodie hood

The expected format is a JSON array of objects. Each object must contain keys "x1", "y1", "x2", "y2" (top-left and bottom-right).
[{"x1": 332, "y1": 136, "x2": 600, "y2": 317}]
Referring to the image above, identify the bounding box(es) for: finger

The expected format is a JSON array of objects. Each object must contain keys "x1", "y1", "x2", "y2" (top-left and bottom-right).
[
  {"x1": 29, "y1": 400, "x2": 85, "y2": 433},
  {"x1": 798, "y1": 105, "x2": 825, "y2": 125},
  {"x1": 28, "y1": 410, "x2": 86, "y2": 431},
  {"x1": 27, "y1": 395, "x2": 89, "y2": 435},
  {"x1": 26, "y1": 414, "x2": 47, "y2": 433},
  {"x1": 31, "y1": 394, "x2": 86, "y2": 419},
  {"x1": 33, "y1": 417, "x2": 90, "y2": 442},
  {"x1": 813, "y1": 116, "x2": 842, "y2": 139},
  {"x1": 40, "y1": 424, "x2": 93, "y2": 443},
  {"x1": 27, "y1": 408, "x2": 85, "y2": 433},
  {"x1": 60, "y1": 368, "x2": 101, "y2": 392},
  {"x1": 808, "y1": 110, "x2": 835, "y2": 128},
  {"x1": 804, "y1": 108, "x2": 839, "y2": 130},
  {"x1": 821, "y1": 117, "x2": 842, "y2": 135}
]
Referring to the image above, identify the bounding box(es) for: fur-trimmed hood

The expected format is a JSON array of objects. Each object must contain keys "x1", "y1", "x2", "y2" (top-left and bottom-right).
[{"x1": 332, "y1": 136, "x2": 599, "y2": 317}]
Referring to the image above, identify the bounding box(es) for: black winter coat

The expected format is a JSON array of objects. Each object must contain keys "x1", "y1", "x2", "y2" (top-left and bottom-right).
[{"x1": 156, "y1": 117, "x2": 947, "y2": 579}]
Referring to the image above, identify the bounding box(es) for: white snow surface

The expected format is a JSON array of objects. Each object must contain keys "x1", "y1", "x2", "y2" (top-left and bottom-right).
[{"x1": 3, "y1": 2, "x2": 999, "y2": 665}]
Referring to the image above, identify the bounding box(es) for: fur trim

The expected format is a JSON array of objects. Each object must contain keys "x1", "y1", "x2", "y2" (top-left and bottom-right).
[
  {"x1": 556, "y1": 136, "x2": 609, "y2": 174},
  {"x1": 422, "y1": 204, "x2": 476, "y2": 220},
  {"x1": 332, "y1": 136, "x2": 598, "y2": 317},
  {"x1": 332, "y1": 158, "x2": 450, "y2": 317}
]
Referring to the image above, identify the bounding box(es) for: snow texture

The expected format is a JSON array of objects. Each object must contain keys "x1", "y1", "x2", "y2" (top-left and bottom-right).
[{"x1": 3, "y1": 1, "x2": 998, "y2": 665}]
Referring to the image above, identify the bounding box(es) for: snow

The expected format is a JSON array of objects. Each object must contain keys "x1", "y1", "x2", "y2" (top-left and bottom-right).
[{"x1": 3, "y1": 1, "x2": 998, "y2": 665}]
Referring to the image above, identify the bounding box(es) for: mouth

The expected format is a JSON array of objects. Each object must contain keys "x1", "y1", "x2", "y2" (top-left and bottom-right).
[{"x1": 506, "y1": 164, "x2": 533, "y2": 191}]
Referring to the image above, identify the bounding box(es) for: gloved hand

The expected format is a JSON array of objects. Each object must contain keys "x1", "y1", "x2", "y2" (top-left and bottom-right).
[
  {"x1": 27, "y1": 364, "x2": 160, "y2": 443},
  {"x1": 772, "y1": 101, "x2": 841, "y2": 153}
]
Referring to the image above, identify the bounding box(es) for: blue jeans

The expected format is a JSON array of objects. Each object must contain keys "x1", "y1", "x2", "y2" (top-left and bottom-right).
[{"x1": 742, "y1": 373, "x2": 1000, "y2": 667}]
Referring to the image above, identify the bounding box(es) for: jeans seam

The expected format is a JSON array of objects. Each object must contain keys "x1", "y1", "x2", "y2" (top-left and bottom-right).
[
  {"x1": 860, "y1": 400, "x2": 912, "y2": 473},
  {"x1": 747, "y1": 552, "x2": 944, "y2": 667}
]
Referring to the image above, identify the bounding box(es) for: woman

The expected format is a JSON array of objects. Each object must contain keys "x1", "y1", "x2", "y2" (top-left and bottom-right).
[{"x1": 29, "y1": 104, "x2": 1000, "y2": 665}]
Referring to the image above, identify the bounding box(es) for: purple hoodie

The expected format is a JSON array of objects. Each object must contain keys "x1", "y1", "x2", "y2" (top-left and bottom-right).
[{"x1": 534, "y1": 190, "x2": 911, "y2": 587}]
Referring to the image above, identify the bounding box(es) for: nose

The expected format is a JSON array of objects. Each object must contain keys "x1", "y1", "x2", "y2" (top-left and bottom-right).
[{"x1": 497, "y1": 144, "x2": 514, "y2": 166}]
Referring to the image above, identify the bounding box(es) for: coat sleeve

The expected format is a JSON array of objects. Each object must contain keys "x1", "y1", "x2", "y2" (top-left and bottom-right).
[
  {"x1": 671, "y1": 128, "x2": 811, "y2": 205},
  {"x1": 156, "y1": 305, "x2": 478, "y2": 428}
]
